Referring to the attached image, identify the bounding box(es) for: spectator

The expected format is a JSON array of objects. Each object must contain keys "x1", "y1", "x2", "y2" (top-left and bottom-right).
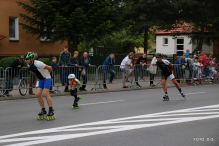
[
  {"x1": 29, "y1": 53, "x2": 38, "y2": 95},
  {"x1": 120, "y1": 52, "x2": 134, "y2": 88},
  {"x1": 186, "y1": 49, "x2": 190, "y2": 58},
  {"x1": 58, "y1": 46, "x2": 71, "y2": 92},
  {"x1": 197, "y1": 59, "x2": 204, "y2": 84},
  {"x1": 195, "y1": 51, "x2": 201, "y2": 60},
  {"x1": 209, "y1": 57, "x2": 217, "y2": 82},
  {"x1": 188, "y1": 53, "x2": 194, "y2": 64},
  {"x1": 6, "y1": 55, "x2": 24, "y2": 94},
  {"x1": 148, "y1": 56, "x2": 157, "y2": 86},
  {"x1": 174, "y1": 53, "x2": 187, "y2": 83},
  {"x1": 134, "y1": 52, "x2": 147, "y2": 87},
  {"x1": 70, "y1": 51, "x2": 79, "y2": 79},
  {"x1": 203, "y1": 53, "x2": 212, "y2": 81},
  {"x1": 102, "y1": 53, "x2": 115, "y2": 90},
  {"x1": 79, "y1": 52, "x2": 91, "y2": 91},
  {"x1": 8, "y1": 55, "x2": 24, "y2": 79},
  {"x1": 49, "y1": 57, "x2": 58, "y2": 92},
  {"x1": 192, "y1": 58, "x2": 199, "y2": 84}
]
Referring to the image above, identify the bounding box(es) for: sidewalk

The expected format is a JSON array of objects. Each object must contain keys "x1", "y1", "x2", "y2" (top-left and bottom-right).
[{"x1": 0, "y1": 78, "x2": 216, "y2": 101}]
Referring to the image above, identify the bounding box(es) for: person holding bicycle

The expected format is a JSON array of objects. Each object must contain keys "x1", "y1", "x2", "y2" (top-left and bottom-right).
[
  {"x1": 5, "y1": 55, "x2": 24, "y2": 94},
  {"x1": 24, "y1": 52, "x2": 56, "y2": 121}
]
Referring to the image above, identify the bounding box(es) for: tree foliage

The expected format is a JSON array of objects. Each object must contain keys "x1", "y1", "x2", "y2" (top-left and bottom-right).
[{"x1": 17, "y1": 0, "x2": 126, "y2": 54}]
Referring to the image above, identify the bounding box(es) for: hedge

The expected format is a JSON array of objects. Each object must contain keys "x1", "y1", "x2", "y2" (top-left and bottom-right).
[{"x1": 0, "y1": 57, "x2": 50, "y2": 69}]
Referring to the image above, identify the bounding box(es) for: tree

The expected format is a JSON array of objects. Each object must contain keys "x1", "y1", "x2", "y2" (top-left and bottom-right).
[
  {"x1": 17, "y1": 0, "x2": 126, "y2": 54},
  {"x1": 176, "y1": 0, "x2": 218, "y2": 52},
  {"x1": 122, "y1": 0, "x2": 179, "y2": 53},
  {"x1": 78, "y1": 26, "x2": 154, "y2": 54}
]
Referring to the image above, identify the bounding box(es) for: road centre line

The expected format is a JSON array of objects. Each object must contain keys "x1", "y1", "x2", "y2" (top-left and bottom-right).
[
  {"x1": 80, "y1": 100, "x2": 124, "y2": 106},
  {"x1": 185, "y1": 92, "x2": 206, "y2": 95}
]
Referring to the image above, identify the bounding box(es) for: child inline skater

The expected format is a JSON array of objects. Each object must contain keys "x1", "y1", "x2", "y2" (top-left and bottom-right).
[
  {"x1": 155, "y1": 53, "x2": 186, "y2": 101},
  {"x1": 68, "y1": 74, "x2": 81, "y2": 109}
]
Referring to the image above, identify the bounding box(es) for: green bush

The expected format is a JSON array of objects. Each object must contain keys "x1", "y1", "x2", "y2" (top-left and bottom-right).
[
  {"x1": 0, "y1": 57, "x2": 50, "y2": 70},
  {"x1": 0, "y1": 57, "x2": 22, "y2": 69},
  {"x1": 38, "y1": 58, "x2": 50, "y2": 65}
]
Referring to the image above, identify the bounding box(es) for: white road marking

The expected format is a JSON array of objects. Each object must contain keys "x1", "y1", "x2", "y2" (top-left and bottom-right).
[
  {"x1": 0, "y1": 104, "x2": 219, "y2": 146},
  {"x1": 80, "y1": 100, "x2": 124, "y2": 105},
  {"x1": 185, "y1": 92, "x2": 206, "y2": 95}
]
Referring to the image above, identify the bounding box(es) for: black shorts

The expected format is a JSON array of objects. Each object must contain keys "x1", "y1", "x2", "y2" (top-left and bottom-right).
[{"x1": 161, "y1": 73, "x2": 175, "y2": 80}]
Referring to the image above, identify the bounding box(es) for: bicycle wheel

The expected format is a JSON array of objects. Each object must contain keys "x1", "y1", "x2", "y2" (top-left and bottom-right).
[
  {"x1": 19, "y1": 78, "x2": 27, "y2": 96},
  {"x1": 0, "y1": 82, "x2": 6, "y2": 95}
]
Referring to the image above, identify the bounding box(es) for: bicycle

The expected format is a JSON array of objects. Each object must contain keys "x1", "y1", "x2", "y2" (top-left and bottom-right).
[{"x1": 0, "y1": 74, "x2": 28, "y2": 97}]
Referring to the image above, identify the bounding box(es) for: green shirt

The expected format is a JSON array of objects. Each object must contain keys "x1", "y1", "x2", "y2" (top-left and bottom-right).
[{"x1": 58, "y1": 51, "x2": 71, "y2": 66}]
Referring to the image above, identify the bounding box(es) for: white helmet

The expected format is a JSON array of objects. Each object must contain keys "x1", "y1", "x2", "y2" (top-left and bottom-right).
[{"x1": 68, "y1": 74, "x2": 75, "y2": 79}]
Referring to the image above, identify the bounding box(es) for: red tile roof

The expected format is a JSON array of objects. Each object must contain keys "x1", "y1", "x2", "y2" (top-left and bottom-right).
[{"x1": 155, "y1": 22, "x2": 209, "y2": 35}]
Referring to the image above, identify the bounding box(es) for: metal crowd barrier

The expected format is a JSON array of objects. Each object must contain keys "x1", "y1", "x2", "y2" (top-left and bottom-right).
[
  {"x1": 51, "y1": 65, "x2": 97, "y2": 93},
  {"x1": 96, "y1": 65, "x2": 133, "y2": 90},
  {"x1": 1, "y1": 62, "x2": 219, "y2": 99}
]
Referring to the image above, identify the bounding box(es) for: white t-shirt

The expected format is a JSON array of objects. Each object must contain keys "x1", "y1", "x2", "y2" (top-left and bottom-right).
[
  {"x1": 120, "y1": 56, "x2": 132, "y2": 69},
  {"x1": 28, "y1": 60, "x2": 51, "y2": 80}
]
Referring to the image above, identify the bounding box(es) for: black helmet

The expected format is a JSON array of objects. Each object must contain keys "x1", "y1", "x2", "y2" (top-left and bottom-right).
[
  {"x1": 155, "y1": 53, "x2": 162, "y2": 57},
  {"x1": 24, "y1": 52, "x2": 35, "y2": 59}
]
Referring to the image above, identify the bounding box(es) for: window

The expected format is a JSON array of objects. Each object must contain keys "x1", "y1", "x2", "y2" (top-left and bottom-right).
[
  {"x1": 176, "y1": 39, "x2": 184, "y2": 55},
  {"x1": 163, "y1": 38, "x2": 168, "y2": 45},
  {"x1": 9, "y1": 17, "x2": 19, "y2": 41},
  {"x1": 40, "y1": 20, "x2": 54, "y2": 41}
]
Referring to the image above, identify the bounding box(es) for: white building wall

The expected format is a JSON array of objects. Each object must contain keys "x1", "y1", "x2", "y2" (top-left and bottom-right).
[
  {"x1": 156, "y1": 35, "x2": 192, "y2": 55},
  {"x1": 156, "y1": 35, "x2": 213, "y2": 54}
]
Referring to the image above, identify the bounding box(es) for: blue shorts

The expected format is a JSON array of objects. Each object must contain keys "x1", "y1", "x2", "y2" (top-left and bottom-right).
[{"x1": 36, "y1": 78, "x2": 51, "y2": 89}]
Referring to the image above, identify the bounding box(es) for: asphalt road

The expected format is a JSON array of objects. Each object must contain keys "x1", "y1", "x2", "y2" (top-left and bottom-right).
[{"x1": 0, "y1": 84, "x2": 218, "y2": 146}]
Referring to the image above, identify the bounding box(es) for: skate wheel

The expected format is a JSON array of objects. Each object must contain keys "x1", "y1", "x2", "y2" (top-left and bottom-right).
[
  {"x1": 52, "y1": 117, "x2": 54, "y2": 120},
  {"x1": 47, "y1": 117, "x2": 50, "y2": 121},
  {"x1": 37, "y1": 116, "x2": 40, "y2": 120},
  {"x1": 50, "y1": 117, "x2": 52, "y2": 120},
  {"x1": 72, "y1": 106, "x2": 74, "y2": 109},
  {"x1": 54, "y1": 115, "x2": 56, "y2": 119}
]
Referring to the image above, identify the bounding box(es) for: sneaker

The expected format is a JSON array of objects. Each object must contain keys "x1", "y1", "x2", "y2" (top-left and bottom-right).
[
  {"x1": 122, "y1": 86, "x2": 128, "y2": 88},
  {"x1": 140, "y1": 78, "x2": 145, "y2": 81},
  {"x1": 109, "y1": 82, "x2": 113, "y2": 84},
  {"x1": 104, "y1": 88, "x2": 108, "y2": 90},
  {"x1": 150, "y1": 84, "x2": 156, "y2": 87},
  {"x1": 205, "y1": 79, "x2": 208, "y2": 82},
  {"x1": 136, "y1": 84, "x2": 142, "y2": 87}
]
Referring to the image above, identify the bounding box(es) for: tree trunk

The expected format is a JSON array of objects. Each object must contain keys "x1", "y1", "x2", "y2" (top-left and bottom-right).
[
  {"x1": 68, "y1": 37, "x2": 80, "y2": 55},
  {"x1": 144, "y1": 29, "x2": 148, "y2": 54},
  {"x1": 197, "y1": 25, "x2": 205, "y2": 51}
]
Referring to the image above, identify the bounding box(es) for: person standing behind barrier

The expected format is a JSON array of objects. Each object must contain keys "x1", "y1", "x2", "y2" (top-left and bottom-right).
[
  {"x1": 29, "y1": 53, "x2": 38, "y2": 95},
  {"x1": 5, "y1": 55, "x2": 24, "y2": 95},
  {"x1": 120, "y1": 52, "x2": 134, "y2": 88},
  {"x1": 102, "y1": 53, "x2": 115, "y2": 90},
  {"x1": 49, "y1": 57, "x2": 58, "y2": 93},
  {"x1": 58, "y1": 46, "x2": 71, "y2": 92},
  {"x1": 148, "y1": 56, "x2": 157, "y2": 87},
  {"x1": 192, "y1": 58, "x2": 199, "y2": 84},
  {"x1": 24, "y1": 52, "x2": 56, "y2": 121},
  {"x1": 174, "y1": 54, "x2": 187, "y2": 83},
  {"x1": 79, "y1": 52, "x2": 91, "y2": 91},
  {"x1": 197, "y1": 59, "x2": 204, "y2": 84},
  {"x1": 203, "y1": 53, "x2": 213, "y2": 81},
  {"x1": 199, "y1": 51, "x2": 207, "y2": 79},
  {"x1": 155, "y1": 53, "x2": 185, "y2": 101},
  {"x1": 70, "y1": 51, "x2": 79, "y2": 79},
  {"x1": 186, "y1": 49, "x2": 190, "y2": 58},
  {"x1": 209, "y1": 57, "x2": 217, "y2": 82},
  {"x1": 134, "y1": 53, "x2": 147, "y2": 87}
]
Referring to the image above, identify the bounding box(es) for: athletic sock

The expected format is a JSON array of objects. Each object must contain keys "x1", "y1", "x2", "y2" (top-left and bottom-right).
[
  {"x1": 178, "y1": 88, "x2": 182, "y2": 92},
  {"x1": 49, "y1": 107, "x2": 53, "y2": 111},
  {"x1": 42, "y1": 108, "x2": 46, "y2": 112},
  {"x1": 165, "y1": 92, "x2": 168, "y2": 96}
]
